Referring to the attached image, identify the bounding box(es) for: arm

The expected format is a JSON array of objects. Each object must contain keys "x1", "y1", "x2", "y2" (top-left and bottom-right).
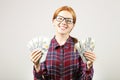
[
  {"x1": 79, "y1": 58, "x2": 94, "y2": 80},
  {"x1": 30, "y1": 50, "x2": 47, "y2": 80},
  {"x1": 33, "y1": 62, "x2": 47, "y2": 80},
  {"x1": 79, "y1": 52, "x2": 96, "y2": 80}
]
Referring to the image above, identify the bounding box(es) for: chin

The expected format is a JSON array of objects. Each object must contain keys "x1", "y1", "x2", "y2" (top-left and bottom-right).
[
  {"x1": 57, "y1": 29, "x2": 70, "y2": 35},
  {"x1": 58, "y1": 32, "x2": 68, "y2": 35}
]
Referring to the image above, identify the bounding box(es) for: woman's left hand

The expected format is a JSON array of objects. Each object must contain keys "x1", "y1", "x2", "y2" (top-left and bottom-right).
[{"x1": 84, "y1": 52, "x2": 96, "y2": 69}]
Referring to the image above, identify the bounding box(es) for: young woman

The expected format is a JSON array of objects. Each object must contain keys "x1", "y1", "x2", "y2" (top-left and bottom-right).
[{"x1": 31, "y1": 6, "x2": 96, "y2": 80}]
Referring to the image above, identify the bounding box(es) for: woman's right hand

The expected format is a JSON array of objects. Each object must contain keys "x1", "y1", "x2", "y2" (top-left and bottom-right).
[{"x1": 30, "y1": 49, "x2": 43, "y2": 66}]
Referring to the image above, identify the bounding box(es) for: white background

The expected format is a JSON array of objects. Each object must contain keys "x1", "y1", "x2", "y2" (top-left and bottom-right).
[{"x1": 0, "y1": 0, "x2": 120, "y2": 80}]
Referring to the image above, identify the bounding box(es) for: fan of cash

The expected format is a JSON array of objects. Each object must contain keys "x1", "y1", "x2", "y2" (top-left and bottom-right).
[
  {"x1": 27, "y1": 36, "x2": 51, "y2": 63},
  {"x1": 75, "y1": 37, "x2": 95, "y2": 63}
]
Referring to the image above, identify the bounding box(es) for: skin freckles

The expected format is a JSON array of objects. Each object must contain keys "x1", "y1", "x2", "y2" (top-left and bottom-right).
[{"x1": 53, "y1": 11, "x2": 74, "y2": 35}]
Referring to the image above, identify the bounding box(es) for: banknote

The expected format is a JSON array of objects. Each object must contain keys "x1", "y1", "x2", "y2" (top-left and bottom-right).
[
  {"x1": 27, "y1": 36, "x2": 51, "y2": 63},
  {"x1": 75, "y1": 37, "x2": 95, "y2": 63}
]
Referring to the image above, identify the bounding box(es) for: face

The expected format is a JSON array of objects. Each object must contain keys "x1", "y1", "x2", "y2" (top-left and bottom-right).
[{"x1": 53, "y1": 11, "x2": 74, "y2": 35}]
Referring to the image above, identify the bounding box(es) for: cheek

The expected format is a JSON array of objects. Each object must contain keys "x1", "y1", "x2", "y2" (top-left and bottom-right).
[
  {"x1": 53, "y1": 21, "x2": 59, "y2": 27},
  {"x1": 69, "y1": 25, "x2": 74, "y2": 29}
]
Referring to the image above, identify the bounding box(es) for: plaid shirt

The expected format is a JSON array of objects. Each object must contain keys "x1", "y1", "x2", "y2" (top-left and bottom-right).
[{"x1": 33, "y1": 36, "x2": 94, "y2": 80}]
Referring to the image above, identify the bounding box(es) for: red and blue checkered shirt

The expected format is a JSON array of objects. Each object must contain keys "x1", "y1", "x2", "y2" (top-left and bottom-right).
[{"x1": 33, "y1": 36, "x2": 94, "y2": 80}]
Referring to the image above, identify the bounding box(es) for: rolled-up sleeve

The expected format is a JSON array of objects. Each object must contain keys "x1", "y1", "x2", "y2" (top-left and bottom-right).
[
  {"x1": 33, "y1": 62, "x2": 47, "y2": 80},
  {"x1": 79, "y1": 61, "x2": 94, "y2": 80}
]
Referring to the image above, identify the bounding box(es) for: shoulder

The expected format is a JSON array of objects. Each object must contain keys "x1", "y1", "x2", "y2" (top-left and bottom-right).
[{"x1": 70, "y1": 36, "x2": 78, "y2": 44}]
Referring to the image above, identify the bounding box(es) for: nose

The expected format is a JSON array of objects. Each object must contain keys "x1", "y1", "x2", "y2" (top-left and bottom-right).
[{"x1": 61, "y1": 19, "x2": 67, "y2": 25}]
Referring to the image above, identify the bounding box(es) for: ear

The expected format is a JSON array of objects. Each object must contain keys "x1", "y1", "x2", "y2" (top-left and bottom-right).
[
  {"x1": 73, "y1": 24, "x2": 75, "y2": 27},
  {"x1": 52, "y1": 19, "x2": 55, "y2": 23},
  {"x1": 52, "y1": 19, "x2": 55, "y2": 26}
]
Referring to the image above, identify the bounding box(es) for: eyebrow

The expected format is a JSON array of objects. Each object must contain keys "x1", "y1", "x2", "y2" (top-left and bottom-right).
[{"x1": 57, "y1": 15, "x2": 73, "y2": 19}]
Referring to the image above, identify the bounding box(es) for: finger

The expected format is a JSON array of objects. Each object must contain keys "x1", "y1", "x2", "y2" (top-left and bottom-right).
[
  {"x1": 84, "y1": 52, "x2": 96, "y2": 58},
  {"x1": 86, "y1": 51, "x2": 94, "y2": 54},
  {"x1": 84, "y1": 52, "x2": 96, "y2": 59},
  {"x1": 32, "y1": 54, "x2": 41, "y2": 63},
  {"x1": 86, "y1": 56, "x2": 95, "y2": 62},
  {"x1": 33, "y1": 54, "x2": 42, "y2": 63},
  {"x1": 31, "y1": 49, "x2": 41, "y2": 56},
  {"x1": 85, "y1": 51, "x2": 94, "y2": 55},
  {"x1": 31, "y1": 50, "x2": 42, "y2": 59},
  {"x1": 31, "y1": 49, "x2": 39, "y2": 56},
  {"x1": 31, "y1": 52, "x2": 43, "y2": 61},
  {"x1": 85, "y1": 54, "x2": 96, "y2": 62},
  {"x1": 34, "y1": 52, "x2": 43, "y2": 61}
]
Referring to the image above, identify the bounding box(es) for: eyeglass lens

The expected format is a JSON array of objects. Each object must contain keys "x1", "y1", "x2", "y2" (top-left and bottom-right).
[{"x1": 56, "y1": 15, "x2": 73, "y2": 24}]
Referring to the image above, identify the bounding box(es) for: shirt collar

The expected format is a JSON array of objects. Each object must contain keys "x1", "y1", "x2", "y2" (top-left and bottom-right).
[{"x1": 51, "y1": 36, "x2": 74, "y2": 49}]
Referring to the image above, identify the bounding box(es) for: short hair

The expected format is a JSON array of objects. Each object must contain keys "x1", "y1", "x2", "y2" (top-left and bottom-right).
[{"x1": 52, "y1": 6, "x2": 76, "y2": 24}]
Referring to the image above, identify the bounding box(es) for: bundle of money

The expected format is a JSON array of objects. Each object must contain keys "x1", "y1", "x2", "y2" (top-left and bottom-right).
[
  {"x1": 75, "y1": 37, "x2": 95, "y2": 63},
  {"x1": 27, "y1": 36, "x2": 51, "y2": 63}
]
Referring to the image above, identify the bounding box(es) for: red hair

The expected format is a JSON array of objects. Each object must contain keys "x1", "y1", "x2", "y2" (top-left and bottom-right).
[{"x1": 52, "y1": 6, "x2": 76, "y2": 24}]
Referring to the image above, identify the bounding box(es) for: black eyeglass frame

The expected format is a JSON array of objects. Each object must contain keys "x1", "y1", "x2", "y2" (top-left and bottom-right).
[{"x1": 56, "y1": 15, "x2": 73, "y2": 24}]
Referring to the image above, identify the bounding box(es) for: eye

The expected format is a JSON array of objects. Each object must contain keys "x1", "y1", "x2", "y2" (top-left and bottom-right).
[
  {"x1": 56, "y1": 16, "x2": 63, "y2": 21},
  {"x1": 66, "y1": 19, "x2": 73, "y2": 24}
]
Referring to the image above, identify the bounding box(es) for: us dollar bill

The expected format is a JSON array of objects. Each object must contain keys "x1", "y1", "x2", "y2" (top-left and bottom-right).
[
  {"x1": 75, "y1": 37, "x2": 95, "y2": 63},
  {"x1": 27, "y1": 36, "x2": 51, "y2": 63}
]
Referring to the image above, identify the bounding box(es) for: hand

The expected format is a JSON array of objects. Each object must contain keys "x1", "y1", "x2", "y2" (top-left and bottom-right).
[
  {"x1": 84, "y1": 52, "x2": 96, "y2": 69},
  {"x1": 30, "y1": 50, "x2": 43, "y2": 65}
]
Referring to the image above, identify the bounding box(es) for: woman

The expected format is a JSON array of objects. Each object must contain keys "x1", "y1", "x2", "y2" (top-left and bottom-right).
[{"x1": 31, "y1": 6, "x2": 96, "y2": 80}]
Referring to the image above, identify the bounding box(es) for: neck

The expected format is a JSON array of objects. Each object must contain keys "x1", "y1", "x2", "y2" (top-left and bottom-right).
[{"x1": 55, "y1": 33, "x2": 69, "y2": 46}]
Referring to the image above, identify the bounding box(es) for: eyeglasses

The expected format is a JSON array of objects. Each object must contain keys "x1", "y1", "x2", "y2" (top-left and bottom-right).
[{"x1": 56, "y1": 15, "x2": 73, "y2": 24}]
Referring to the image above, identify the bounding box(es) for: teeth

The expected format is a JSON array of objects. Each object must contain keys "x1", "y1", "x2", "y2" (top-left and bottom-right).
[{"x1": 60, "y1": 26, "x2": 66, "y2": 30}]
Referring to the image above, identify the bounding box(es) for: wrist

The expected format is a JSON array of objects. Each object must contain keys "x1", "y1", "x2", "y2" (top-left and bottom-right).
[
  {"x1": 34, "y1": 64, "x2": 40, "y2": 72},
  {"x1": 87, "y1": 61, "x2": 93, "y2": 69}
]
